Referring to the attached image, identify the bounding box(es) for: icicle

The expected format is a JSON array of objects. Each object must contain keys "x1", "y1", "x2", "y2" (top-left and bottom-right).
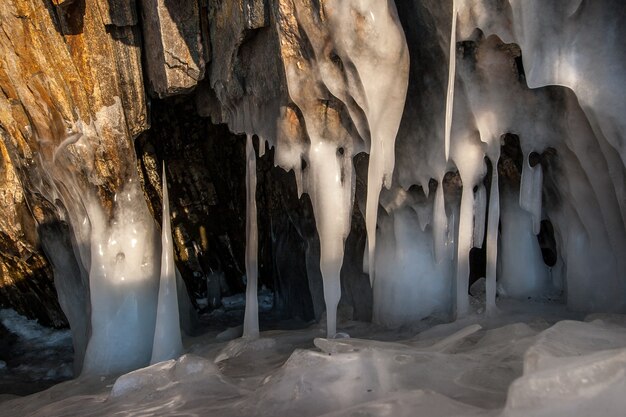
[
  {"x1": 151, "y1": 163, "x2": 183, "y2": 364},
  {"x1": 485, "y1": 162, "x2": 500, "y2": 314},
  {"x1": 243, "y1": 134, "x2": 259, "y2": 339},
  {"x1": 455, "y1": 183, "x2": 473, "y2": 318},
  {"x1": 294, "y1": 165, "x2": 304, "y2": 199},
  {"x1": 519, "y1": 155, "x2": 543, "y2": 235},
  {"x1": 473, "y1": 184, "x2": 487, "y2": 248},
  {"x1": 365, "y1": 141, "x2": 383, "y2": 287},
  {"x1": 258, "y1": 136, "x2": 266, "y2": 158},
  {"x1": 444, "y1": 0, "x2": 459, "y2": 161},
  {"x1": 433, "y1": 181, "x2": 448, "y2": 263}
]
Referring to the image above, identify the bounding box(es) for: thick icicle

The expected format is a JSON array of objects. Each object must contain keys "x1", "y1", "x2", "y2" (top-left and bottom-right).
[
  {"x1": 444, "y1": 0, "x2": 459, "y2": 161},
  {"x1": 243, "y1": 134, "x2": 260, "y2": 339},
  {"x1": 433, "y1": 181, "x2": 448, "y2": 264},
  {"x1": 485, "y1": 163, "x2": 499, "y2": 314},
  {"x1": 519, "y1": 155, "x2": 543, "y2": 235},
  {"x1": 151, "y1": 164, "x2": 183, "y2": 364},
  {"x1": 473, "y1": 184, "x2": 487, "y2": 248},
  {"x1": 455, "y1": 183, "x2": 474, "y2": 317}
]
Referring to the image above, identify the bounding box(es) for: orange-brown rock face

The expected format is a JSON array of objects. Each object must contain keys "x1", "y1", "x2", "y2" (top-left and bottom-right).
[{"x1": 0, "y1": 0, "x2": 149, "y2": 329}]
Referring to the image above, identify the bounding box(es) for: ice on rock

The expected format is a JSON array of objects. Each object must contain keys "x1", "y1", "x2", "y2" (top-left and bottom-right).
[
  {"x1": 519, "y1": 155, "x2": 542, "y2": 235},
  {"x1": 150, "y1": 165, "x2": 183, "y2": 364},
  {"x1": 243, "y1": 134, "x2": 260, "y2": 339}
]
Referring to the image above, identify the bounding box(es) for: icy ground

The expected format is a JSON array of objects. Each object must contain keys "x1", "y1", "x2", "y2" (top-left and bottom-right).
[{"x1": 1, "y1": 300, "x2": 626, "y2": 417}]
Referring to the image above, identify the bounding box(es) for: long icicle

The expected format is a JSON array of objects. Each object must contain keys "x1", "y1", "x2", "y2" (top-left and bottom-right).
[
  {"x1": 243, "y1": 134, "x2": 259, "y2": 339},
  {"x1": 444, "y1": 0, "x2": 458, "y2": 162},
  {"x1": 151, "y1": 163, "x2": 183, "y2": 364},
  {"x1": 485, "y1": 158, "x2": 500, "y2": 314},
  {"x1": 365, "y1": 140, "x2": 383, "y2": 287}
]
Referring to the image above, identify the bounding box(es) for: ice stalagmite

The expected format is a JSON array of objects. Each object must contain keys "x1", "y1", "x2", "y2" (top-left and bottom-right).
[
  {"x1": 485, "y1": 161, "x2": 500, "y2": 314},
  {"x1": 519, "y1": 155, "x2": 543, "y2": 235},
  {"x1": 243, "y1": 134, "x2": 259, "y2": 339},
  {"x1": 151, "y1": 164, "x2": 183, "y2": 364}
]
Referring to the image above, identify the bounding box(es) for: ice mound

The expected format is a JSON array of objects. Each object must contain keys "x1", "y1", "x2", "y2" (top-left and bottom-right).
[
  {"x1": 110, "y1": 354, "x2": 221, "y2": 398},
  {"x1": 503, "y1": 320, "x2": 626, "y2": 417}
]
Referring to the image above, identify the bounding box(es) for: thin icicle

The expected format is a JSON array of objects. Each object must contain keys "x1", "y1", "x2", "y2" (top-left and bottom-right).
[
  {"x1": 473, "y1": 184, "x2": 487, "y2": 248},
  {"x1": 151, "y1": 163, "x2": 183, "y2": 364},
  {"x1": 433, "y1": 181, "x2": 448, "y2": 264},
  {"x1": 519, "y1": 155, "x2": 543, "y2": 235},
  {"x1": 294, "y1": 165, "x2": 304, "y2": 199},
  {"x1": 444, "y1": 0, "x2": 459, "y2": 161},
  {"x1": 365, "y1": 140, "x2": 384, "y2": 287},
  {"x1": 485, "y1": 162, "x2": 500, "y2": 314},
  {"x1": 243, "y1": 134, "x2": 259, "y2": 339}
]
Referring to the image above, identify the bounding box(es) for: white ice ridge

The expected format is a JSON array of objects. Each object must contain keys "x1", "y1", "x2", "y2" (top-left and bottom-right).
[
  {"x1": 243, "y1": 134, "x2": 260, "y2": 339},
  {"x1": 151, "y1": 164, "x2": 183, "y2": 364}
]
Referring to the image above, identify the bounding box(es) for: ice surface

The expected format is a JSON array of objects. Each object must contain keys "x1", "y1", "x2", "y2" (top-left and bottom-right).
[
  {"x1": 3, "y1": 310, "x2": 626, "y2": 417},
  {"x1": 243, "y1": 134, "x2": 260, "y2": 339},
  {"x1": 150, "y1": 165, "x2": 183, "y2": 364}
]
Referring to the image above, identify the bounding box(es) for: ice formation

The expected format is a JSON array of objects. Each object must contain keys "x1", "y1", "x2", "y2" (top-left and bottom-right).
[
  {"x1": 243, "y1": 134, "x2": 260, "y2": 339},
  {"x1": 150, "y1": 165, "x2": 183, "y2": 364},
  {"x1": 274, "y1": 0, "x2": 409, "y2": 336}
]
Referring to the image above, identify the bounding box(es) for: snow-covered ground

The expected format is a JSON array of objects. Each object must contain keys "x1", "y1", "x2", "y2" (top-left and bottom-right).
[{"x1": 1, "y1": 300, "x2": 625, "y2": 416}]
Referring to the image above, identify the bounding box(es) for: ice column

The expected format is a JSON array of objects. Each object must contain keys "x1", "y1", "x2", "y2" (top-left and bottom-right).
[
  {"x1": 308, "y1": 139, "x2": 354, "y2": 338},
  {"x1": 81, "y1": 179, "x2": 160, "y2": 375},
  {"x1": 473, "y1": 184, "x2": 487, "y2": 248},
  {"x1": 243, "y1": 134, "x2": 260, "y2": 339},
  {"x1": 151, "y1": 165, "x2": 183, "y2": 364}
]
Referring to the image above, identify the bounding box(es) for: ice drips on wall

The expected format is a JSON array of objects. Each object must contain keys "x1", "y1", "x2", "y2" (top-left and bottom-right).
[{"x1": 222, "y1": 0, "x2": 626, "y2": 333}]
